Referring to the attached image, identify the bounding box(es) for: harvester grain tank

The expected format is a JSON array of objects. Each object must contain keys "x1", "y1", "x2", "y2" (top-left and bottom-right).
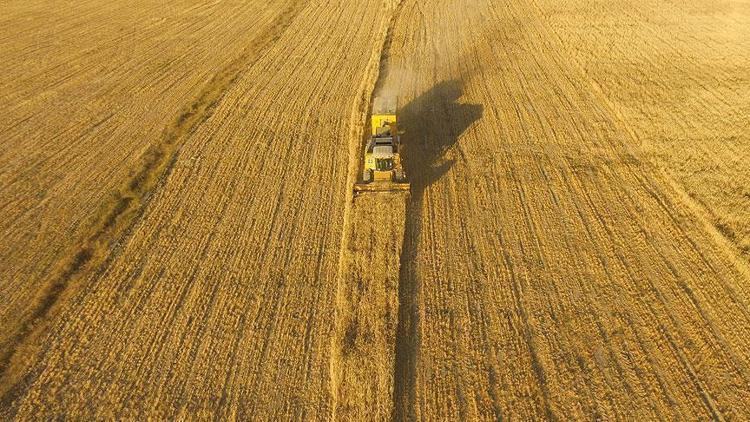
[{"x1": 354, "y1": 96, "x2": 410, "y2": 194}]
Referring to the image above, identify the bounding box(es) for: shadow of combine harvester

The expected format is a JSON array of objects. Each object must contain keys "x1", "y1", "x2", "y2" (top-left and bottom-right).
[
  {"x1": 392, "y1": 79, "x2": 483, "y2": 421},
  {"x1": 401, "y1": 79, "x2": 483, "y2": 192}
]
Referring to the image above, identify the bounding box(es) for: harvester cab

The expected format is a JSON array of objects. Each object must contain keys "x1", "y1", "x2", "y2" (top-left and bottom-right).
[{"x1": 354, "y1": 96, "x2": 410, "y2": 195}]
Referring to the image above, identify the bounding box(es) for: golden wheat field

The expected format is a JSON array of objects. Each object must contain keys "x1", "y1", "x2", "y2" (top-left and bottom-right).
[{"x1": 1, "y1": 0, "x2": 749, "y2": 419}]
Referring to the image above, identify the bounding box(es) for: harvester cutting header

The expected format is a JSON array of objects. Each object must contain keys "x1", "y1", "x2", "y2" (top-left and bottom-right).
[{"x1": 354, "y1": 96, "x2": 410, "y2": 195}]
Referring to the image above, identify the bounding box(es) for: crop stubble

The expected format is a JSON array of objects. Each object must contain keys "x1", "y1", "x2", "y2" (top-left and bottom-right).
[{"x1": 332, "y1": 193, "x2": 407, "y2": 420}]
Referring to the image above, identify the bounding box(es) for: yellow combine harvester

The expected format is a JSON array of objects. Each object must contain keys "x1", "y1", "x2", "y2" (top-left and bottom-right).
[{"x1": 354, "y1": 96, "x2": 410, "y2": 195}]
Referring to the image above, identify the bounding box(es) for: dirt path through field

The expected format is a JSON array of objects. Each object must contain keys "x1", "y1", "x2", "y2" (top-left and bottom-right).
[{"x1": 329, "y1": 2, "x2": 408, "y2": 418}]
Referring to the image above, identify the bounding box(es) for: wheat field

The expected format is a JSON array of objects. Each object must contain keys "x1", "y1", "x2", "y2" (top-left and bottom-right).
[{"x1": 1, "y1": 0, "x2": 749, "y2": 419}]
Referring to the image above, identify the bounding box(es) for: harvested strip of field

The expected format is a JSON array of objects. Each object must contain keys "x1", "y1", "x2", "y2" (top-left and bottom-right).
[{"x1": 332, "y1": 193, "x2": 407, "y2": 420}]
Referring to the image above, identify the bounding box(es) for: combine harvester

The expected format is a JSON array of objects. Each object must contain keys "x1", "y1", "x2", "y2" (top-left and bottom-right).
[{"x1": 354, "y1": 96, "x2": 410, "y2": 195}]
